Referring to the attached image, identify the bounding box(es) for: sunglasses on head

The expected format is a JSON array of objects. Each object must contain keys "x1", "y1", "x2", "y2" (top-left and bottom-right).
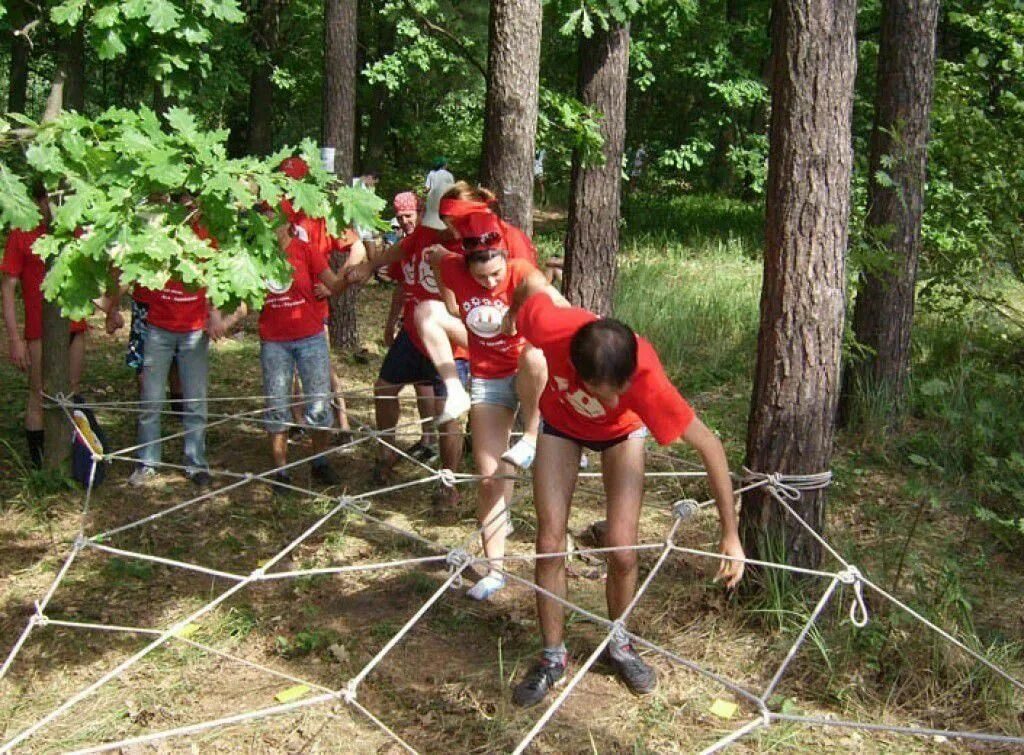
[{"x1": 461, "y1": 231, "x2": 502, "y2": 252}]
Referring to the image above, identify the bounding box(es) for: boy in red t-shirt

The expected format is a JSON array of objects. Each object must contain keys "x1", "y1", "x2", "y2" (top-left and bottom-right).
[
  {"x1": 503, "y1": 283, "x2": 745, "y2": 708},
  {"x1": 1, "y1": 190, "x2": 97, "y2": 466}
]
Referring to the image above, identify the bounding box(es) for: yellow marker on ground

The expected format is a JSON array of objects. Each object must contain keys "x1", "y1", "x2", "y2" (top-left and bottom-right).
[
  {"x1": 173, "y1": 623, "x2": 201, "y2": 639},
  {"x1": 709, "y1": 699, "x2": 738, "y2": 720},
  {"x1": 275, "y1": 684, "x2": 310, "y2": 703}
]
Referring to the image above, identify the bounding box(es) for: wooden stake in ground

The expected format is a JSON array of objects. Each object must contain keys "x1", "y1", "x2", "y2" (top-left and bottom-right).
[
  {"x1": 848, "y1": 0, "x2": 939, "y2": 421},
  {"x1": 480, "y1": 0, "x2": 542, "y2": 236},
  {"x1": 563, "y1": 21, "x2": 630, "y2": 317},
  {"x1": 741, "y1": 0, "x2": 857, "y2": 570}
]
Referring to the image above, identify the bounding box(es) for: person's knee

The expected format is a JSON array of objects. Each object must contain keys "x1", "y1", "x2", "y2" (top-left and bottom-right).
[
  {"x1": 607, "y1": 547, "x2": 638, "y2": 575},
  {"x1": 519, "y1": 347, "x2": 546, "y2": 376},
  {"x1": 478, "y1": 475, "x2": 503, "y2": 503},
  {"x1": 536, "y1": 527, "x2": 566, "y2": 556}
]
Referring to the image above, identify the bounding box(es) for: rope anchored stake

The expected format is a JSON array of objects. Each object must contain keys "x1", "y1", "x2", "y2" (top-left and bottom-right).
[{"x1": 838, "y1": 565, "x2": 869, "y2": 628}]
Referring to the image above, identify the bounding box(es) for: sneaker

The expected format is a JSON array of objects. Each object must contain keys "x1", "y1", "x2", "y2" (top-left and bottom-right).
[
  {"x1": 287, "y1": 426, "x2": 307, "y2": 445},
  {"x1": 189, "y1": 470, "x2": 213, "y2": 489},
  {"x1": 501, "y1": 437, "x2": 536, "y2": 470},
  {"x1": 407, "y1": 441, "x2": 440, "y2": 465},
  {"x1": 311, "y1": 462, "x2": 341, "y2": 486},
  {"x1": 466, "y1": 574, "x2": 505, "y2": 601},
  {"x1": 128, "y1": 466, "x2": 157, "y2": 487},
  {"x1": 437, "y1": 384, "x2": 471, "y2": 424},
  {"x1": 268, "y1": 470, "x2": 293, "y2": 496},
  {"x1": 512, "y1": 657, "x2": 567, "y2": 708},
  {"x1": 605, "y1": 644, "x2": 657, "y2": 695}
]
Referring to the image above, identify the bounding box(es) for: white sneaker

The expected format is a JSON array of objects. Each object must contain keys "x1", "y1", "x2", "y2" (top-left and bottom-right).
[
  {"x1": 579, "y1": 453, "x2": 589, "y2": 469},
  {"x1": 501, "y1": 437, "x2": 537, "y2": 470},
  {"x1": 437, "y1": 384, "x2": 471, "y2": 424},
  {"x1": 466, "y1": 574, "x2": 505, "y2": 601},
  {"x1": 128, "y1": 466, "x2": 157, "y2": 487}
]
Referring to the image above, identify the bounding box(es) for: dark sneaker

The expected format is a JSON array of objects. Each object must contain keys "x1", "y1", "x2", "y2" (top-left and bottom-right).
[
  {"x1": 311, "y1": 462, "x2": 341, "y2": 486},
  {"x1": 287, "y1": 426, "x2": 307, "y2": 445},
  {"x1": 407, "y1": 441, "x2": 440, "y2": 465},
  {"x1": 269, "y1": 470, "x2": 293, "y2": 496},
  {"x1": 605, "y1": 644, "x2": 657, "y2": 695},
  {"x1": 189, "y1": 470, "x2": 214, "y2": 489},
  {"x1": 512, "y1": 657, "x2": 567, "y2": 708}
]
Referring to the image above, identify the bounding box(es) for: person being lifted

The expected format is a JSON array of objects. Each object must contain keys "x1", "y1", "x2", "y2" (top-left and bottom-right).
[{"x1": 502, "y1": 275, "x2": 746, "y2": 707}]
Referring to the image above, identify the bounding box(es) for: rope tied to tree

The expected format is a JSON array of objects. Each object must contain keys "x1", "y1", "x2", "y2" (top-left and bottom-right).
[
  {"x1": 742, "y1": 468, "x2": 834, "y2": 500},
  {"x1": 837, "y1": 565, "x2": 870, "y2": 628}
]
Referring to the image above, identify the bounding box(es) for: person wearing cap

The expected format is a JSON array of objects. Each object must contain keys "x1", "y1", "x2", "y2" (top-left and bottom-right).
[
  {"x1": 421, "y1": 212, "x2": 547, "y2": 600},
  {"x1": 344, "y1": 179, "x2": 469, "y2": 506},
  {"x1": 499, "y1": 277, "x2": 745, "y2": 707}
]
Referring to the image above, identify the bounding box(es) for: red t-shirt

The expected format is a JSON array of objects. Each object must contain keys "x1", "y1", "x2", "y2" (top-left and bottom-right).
[
  {"x1": 259, "y1": 236, "x2": 329, "y2": 342},
  {"x1": 499, "y1": 220, "x2": 538, "y2": 265},
  {"x1": 2, "y1": 225, "x2": 87, "y2": 340},
  {"x1": 516, "y1": 293, "x2": 695, "y2": 444},
  {"x1": 392, "y1": 226, "x2": 468, "y2": 359},
  {"x1": 439, "y1": 255, "x2": 533, "y2": 378},
  {"x1": 133, "y1": 223, "x2": 215, "y2": 333}
]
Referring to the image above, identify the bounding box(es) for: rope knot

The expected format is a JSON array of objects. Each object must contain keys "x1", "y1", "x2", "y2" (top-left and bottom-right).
[
  {"x1": 838, "y1": 565, "x2": 869, "y2": 628},
  {"x1": 73, "y1": 533, "x2": 87, "y2": 551},
  {"x1": 672, "y1": 499, "x2": 699, "y2": 521},
  {"x1": 339, "y1": 679, "x2": 358, "y2": 704},
  {"x1": 250, "y1": 567, "x2": 266, "y2": 580},
  {"x1": 446, "y1": 549, "x2": 471, "y2": 588},
  {"x1": 758, "y1": 703, "x2": 772, "y2": 728},
  {"x1": 438, "y1": 468, "x2": 457, "y2": 488}
]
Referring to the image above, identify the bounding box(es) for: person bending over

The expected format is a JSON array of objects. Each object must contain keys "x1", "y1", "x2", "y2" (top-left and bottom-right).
[{"x1": 504, "y1": 283, "x2": 745, "y2": 707}]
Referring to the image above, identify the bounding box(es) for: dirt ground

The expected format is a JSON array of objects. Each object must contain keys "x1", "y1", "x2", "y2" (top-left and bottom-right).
[{"x1": 1, "y1": 281, "x2": 1022, "y2": 753}]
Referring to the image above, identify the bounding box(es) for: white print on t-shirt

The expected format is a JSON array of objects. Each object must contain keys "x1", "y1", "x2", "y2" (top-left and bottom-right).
[
  {"x1": 462, "y1": 296, "x2": 507, "y2": 338},
  {"x1": 265, "y1": 274, "x2": 293, "y2": 295},
  {"x1": 291, "y1": 224, "x2": 309, "y2": 243},
  {"x1": 417, "y1": 255, "x2": 439, "y2": 294},
  {"x1": 553, "y1": 376, "x2": 606, "y2": 419}
]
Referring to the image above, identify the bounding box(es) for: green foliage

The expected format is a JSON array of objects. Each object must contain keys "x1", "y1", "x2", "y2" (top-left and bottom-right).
[{"x1": 0, "y1": 108, "x2": 385, "y2": 319}]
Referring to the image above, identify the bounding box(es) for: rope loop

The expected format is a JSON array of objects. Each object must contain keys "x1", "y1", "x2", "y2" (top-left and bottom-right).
[
  {"x1": 438, "y1": 468, "x2": 457, "y2": 488},
  {"x1": 838, "y1": 565, "x2": 869, "y2": 628},
  {"x1": 743, "y1": 468, "x2": 833, "y2": 502},
  {"x1": 446, "y1": 548, "x2": 470, "y2": 587},
  {"x1": 672, "y1": 499, "x2": 699, "y2": 521}
]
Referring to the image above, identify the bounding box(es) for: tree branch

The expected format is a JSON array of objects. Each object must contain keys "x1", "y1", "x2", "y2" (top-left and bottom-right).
[{"x1": 400, "y1": 0, "x2": 487, "y2": 79}]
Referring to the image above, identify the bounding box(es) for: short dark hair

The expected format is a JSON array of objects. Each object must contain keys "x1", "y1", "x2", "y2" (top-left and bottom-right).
[
  {"x1": 569, "y1": 319, "x2": 638, "y2": 387},
  {"x1": 465, "y1": 248, "x2": 506, "y2": 266}
]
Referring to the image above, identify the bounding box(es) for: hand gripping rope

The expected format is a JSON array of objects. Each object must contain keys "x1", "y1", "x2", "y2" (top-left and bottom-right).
[{"x1": 0, "y1": 393, "x2": 1022, "y2": 754}]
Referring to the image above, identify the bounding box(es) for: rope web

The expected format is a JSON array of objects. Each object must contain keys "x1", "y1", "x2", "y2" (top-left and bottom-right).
[{"x1": 1, "y1": 390, "x2": 1022, "y2": 753}]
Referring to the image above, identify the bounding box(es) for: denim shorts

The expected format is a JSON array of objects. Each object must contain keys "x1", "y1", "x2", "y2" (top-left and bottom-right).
[
  {"x1": 541, "y1": 420, "x2": 648, "y2": 452},
  {"x1": 260, "y1": 333, "x2": 333, "y2": 433},
  {"x1": 379, "y1": 329, "x2": 469, "y2": 395},
  {"x1": 470, "y1": 374, "x2": 518, "y2": 410}
]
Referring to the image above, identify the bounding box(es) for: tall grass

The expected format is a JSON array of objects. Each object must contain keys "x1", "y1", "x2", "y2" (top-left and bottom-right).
[{"x1": 615, "y1": 234, "x2": 762, "y2": 395}]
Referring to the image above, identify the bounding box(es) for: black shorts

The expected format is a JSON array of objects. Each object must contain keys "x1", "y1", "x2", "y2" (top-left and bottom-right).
[
  {"x1": 541, "y1": 420, "x2": 648, "y2": 453},
  {"x1": 378, "y1": 329, "x2": 469, "y2": 396}
]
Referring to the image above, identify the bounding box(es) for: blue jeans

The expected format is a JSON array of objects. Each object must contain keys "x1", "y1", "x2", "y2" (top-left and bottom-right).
[
  {"x1": 138, "y1": 326, "x2": 209, "y2": 473},
  {"x1": 260, "y1": 334, "x2": 333, "y2": 434}
]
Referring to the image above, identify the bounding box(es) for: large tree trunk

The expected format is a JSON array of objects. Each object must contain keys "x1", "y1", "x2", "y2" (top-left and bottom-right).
[
  {"x1": 740, "y1": 0, "x2": 857, "y2": 569},
  {"x1": 563, "y1": 22, "x2": 630, "y2": 317},
  {"x1": 847, "y1": 0, "x2": 939, "y2": 420},
  {"x1": 6, "y1": 0, "x2": 30, "y2": 114},
  {"x1": 247, "y1": 0, "x2": 279, "y2": 155},
  {"x1": 63, "y1": 23, "x2": 87, "y2": 111},
  {"x1": 480, "y1": 0, "x2": 542, "y2": 235},
  {"x1": 323, "y1": 0, "x2": 360, "y2": 350}
]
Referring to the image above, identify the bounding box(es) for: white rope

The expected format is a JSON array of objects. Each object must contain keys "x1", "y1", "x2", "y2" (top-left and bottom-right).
[
  {"x1": 769, "y1": 712, "x2": 1024, "y2": 746},
  {"x1": 697, "y1": 717, "x2": 766, "y2": 755}
]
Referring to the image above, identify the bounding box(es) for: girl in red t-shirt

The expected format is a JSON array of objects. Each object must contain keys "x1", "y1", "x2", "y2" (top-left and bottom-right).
[{"x1": 427, "y1": 215, "x2": 549, "y2": 601}]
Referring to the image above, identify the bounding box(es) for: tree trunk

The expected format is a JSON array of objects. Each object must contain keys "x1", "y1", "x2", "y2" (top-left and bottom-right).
[
  {"x1": 6, "y1": 0, "x2": 30, "y2": 114},
  {"x1": 41, "y1": 72, "x2": 72, "y2": 469},
  {"x1": 63, "y1": 23, "x2": 87, "y2": 111},
  {"x1": 323, "y1": 0, "x2": 360, "y2": 350},
  {"x1": 247, "y1": 0, "x2": 279, "y2": 155},
  {"x1": 480, "y1": 0, "x2": 542, "y2": 235},
  {"x1": 847, "y1": 0, "x2": 939, "y2": 419},
  {"x1": 563, "y1": 22, "x2": 630, "y2": 317},
  {"x1": 740, "y1": 0, "x2": 857, "y2": 570}
]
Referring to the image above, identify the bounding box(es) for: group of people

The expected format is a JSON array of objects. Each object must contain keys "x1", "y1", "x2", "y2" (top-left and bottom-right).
[{"x1": 2, "y1": 159, "x2": 744, "y2": 707}]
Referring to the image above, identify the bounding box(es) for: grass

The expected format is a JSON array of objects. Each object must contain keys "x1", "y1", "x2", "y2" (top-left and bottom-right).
[{"x1": 1, "y1": 194, "x2": 1022, "y2": 751}]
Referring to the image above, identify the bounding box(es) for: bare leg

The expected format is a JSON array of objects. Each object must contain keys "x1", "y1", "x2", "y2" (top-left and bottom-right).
[
  {"x1": 532, "y1": 431, "x2": 582, "y2": 648},
  {"x1": 600, "y1": 437, "x2": 646, "y2": 622},
  {"x1": 412, "y1": 299, "x2": 467, "y2": 384},
  {"x1": 515, "y1": 345, "x2": 545, "y2": 443},
  {"x1": 26, "y1": 339, "x2": 43, "y2": 431},
  {"x1": 414, "y1": 383, "x2": 438, "y2": 447},
  {"x1": 269, "y1": 431, "x2": 288, "y2": 468},
  {"x1": 373, "y1": 379, "x2": 402, "y2": 466},
  {"x1": 68, "y1": 331, "x2": 85, "y2": 394},
  {"x1": 291, "y1": 372, "x2": 304, "y2": 426},
  {"x1": 470, "y1": 403, "x2": 515, "y2": 574}
]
